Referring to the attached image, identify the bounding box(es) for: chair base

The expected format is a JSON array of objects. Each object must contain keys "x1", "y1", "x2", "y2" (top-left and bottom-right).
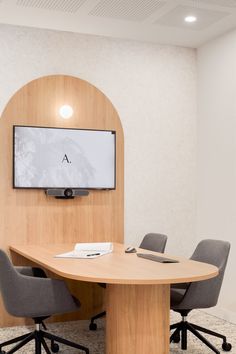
[
  {"x1": 170, "y1": 318, "x2": 232, "y2": 354},
  {"x1": 0, "y1": 324, "x2": 89, "y2": 354},
  {"x1": 89, "y1": 311, "x2": 106, "y2": 331}
]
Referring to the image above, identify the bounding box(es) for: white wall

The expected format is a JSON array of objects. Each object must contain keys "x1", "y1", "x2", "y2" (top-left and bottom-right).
[
  {"x1": 197, "y1": 29, "x2": 236, "y2": 323},
  {"x1": 0, "y1": 24, "x2": 197, "y2": 256}
]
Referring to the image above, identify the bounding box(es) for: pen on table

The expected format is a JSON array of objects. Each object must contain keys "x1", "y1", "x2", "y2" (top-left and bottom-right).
[{"x1": 86, "y1": 253, "x2": 100, "y2": 257}]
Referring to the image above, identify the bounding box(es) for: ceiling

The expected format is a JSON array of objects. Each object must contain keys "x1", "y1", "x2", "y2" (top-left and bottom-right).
[{"x1": 0, "y1": 0, "x2": 236, "y2": 47}]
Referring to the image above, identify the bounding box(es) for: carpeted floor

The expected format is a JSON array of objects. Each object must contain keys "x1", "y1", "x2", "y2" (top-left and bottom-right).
[{"x1": 0, "y1": 311, "x2": 235, "y2": 353}]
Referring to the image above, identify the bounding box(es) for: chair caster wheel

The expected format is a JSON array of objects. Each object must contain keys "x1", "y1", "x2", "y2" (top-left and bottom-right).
[
  {"x1": 222, "y1": 342, "x2": 232, "y2": 351},
  {"x1": 89, "y1": 322, "x2": 97, "y2": 331},
  {"x1": 51, "y1": 342, "x2": 60, "y2": 353}
]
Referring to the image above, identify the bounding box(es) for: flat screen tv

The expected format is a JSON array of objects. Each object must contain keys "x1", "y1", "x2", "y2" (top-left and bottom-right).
[{"x1": 13, "y1": 125, "x2": 116, "y2": 190}]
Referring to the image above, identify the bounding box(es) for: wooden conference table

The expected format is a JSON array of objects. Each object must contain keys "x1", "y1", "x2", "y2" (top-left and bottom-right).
[{"x1": 10, "y1": 243, "x2": 218, "y2": 354}]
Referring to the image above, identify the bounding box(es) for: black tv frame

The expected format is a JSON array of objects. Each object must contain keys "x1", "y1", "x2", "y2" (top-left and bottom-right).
[{"x1": 13, "y1": 125, "x2": 116, "y2": 191}]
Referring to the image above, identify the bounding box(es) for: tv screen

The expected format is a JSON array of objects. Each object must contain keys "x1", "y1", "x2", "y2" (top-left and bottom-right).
[{"x1": 13, "y1": 125, "x2": 116, "y2": 190}]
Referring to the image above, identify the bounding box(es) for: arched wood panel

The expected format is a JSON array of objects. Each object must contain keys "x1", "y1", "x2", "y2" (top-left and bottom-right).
[{"x1": 0, "y1": 75, "x2": 124, "y2": 327}]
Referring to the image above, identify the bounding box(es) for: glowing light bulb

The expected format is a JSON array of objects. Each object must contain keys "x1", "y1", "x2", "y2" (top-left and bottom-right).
[
  {"x1": 185, "y1": 15, "x2": 197, "y2": 23},
  {"x1": 59, "y1": 105, "x2": 73, "y2": 119}
]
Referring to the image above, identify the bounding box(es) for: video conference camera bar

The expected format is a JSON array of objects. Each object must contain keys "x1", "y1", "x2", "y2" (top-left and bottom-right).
[{"x1": 45, "y1": 188, "x2": 89, "y2": 199}]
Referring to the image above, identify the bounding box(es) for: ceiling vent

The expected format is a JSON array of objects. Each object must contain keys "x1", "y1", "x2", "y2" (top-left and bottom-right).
[
  {"x1": 16, "y1": 0, "x2": 87, "y2": 13},
  {"x1": 89, "y1": 0, "x2": 166, "y2": 21}
]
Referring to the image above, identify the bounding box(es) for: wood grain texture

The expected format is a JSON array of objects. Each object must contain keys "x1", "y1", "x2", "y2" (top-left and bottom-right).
[
  {"x1": 106, "y1": 284, "x2": 170, "y2": 354},
  {"x1": 10, "y1": 243, "x2": 219, "y2": 284},
  {"x1": 0, "y1": 75, "x2": 124, "y2": 327}
]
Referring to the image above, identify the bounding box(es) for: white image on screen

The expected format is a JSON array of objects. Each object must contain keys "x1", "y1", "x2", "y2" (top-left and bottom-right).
[{"x1": 14, "y1": 127, "x2": 115, "y2": 189}]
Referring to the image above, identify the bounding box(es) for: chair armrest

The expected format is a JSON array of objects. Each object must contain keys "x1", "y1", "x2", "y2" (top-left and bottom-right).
[
  {"x1": 15, "y1": 266, "x2": 47, "y2": 278},
  {"x1": 4, "y1": 273, "x2": 80, "y2": 318}
]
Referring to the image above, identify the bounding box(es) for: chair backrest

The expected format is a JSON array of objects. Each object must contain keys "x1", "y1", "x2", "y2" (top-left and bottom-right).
[
  {"x1": 139, "y1": 233, "x2": 167, "y2": 253},
  {"x1": 0, "y1": 249, "x2": 24, "y2": 316},
  {"x1": 174, "y1": 239, "x2": 230, "y2": 310}
]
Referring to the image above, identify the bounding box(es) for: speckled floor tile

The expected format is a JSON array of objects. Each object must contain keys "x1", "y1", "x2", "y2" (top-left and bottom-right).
[{"x1": 0, "y1": 311, "x2": 235, "y2": 353}]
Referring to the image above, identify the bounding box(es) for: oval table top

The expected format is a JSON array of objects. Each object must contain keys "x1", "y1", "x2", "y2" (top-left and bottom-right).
[{"x1": 10, "y1": 242, "x2": 218, "y2": 285}]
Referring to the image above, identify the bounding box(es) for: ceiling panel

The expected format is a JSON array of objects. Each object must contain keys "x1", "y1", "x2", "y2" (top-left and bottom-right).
[
  {"x1": 197, "y1": 0, "x2": 236, "y2": 8},
  {"x1": 16, "y1": 0, "x2": 87, "y2": 13},
  {"x1": 89, "y1": 0, "x2": 166, "y2": 21},
  {"x1": 156, "y1": 5, "x2": 229, "y2": 31},
  {"x1": 0, "y1": 0, "x2": 236, "y2": 47}
]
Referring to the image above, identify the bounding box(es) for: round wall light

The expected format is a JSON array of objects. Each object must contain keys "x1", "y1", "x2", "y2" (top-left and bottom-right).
[
  {"x1": 59, "y1": 105, "x2": 73, "y2": 119},
  {"x1": 185, "y1": 15, "x2": 197, "y2": 23}
]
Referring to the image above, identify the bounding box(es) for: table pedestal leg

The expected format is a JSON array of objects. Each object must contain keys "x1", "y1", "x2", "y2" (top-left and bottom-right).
[{"x1": 106, "y1": 284, "x2": 170, "y2": 354}]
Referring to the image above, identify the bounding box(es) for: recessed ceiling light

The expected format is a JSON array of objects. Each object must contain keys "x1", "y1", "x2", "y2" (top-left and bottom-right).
[{"x1": 185, "y1": 15, "x2": 197, "y2": 23}]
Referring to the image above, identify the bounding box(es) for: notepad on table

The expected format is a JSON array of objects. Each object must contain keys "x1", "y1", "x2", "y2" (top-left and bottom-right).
[{"x1": 55, "y1": 242, "x2": 113, "y2": 259}]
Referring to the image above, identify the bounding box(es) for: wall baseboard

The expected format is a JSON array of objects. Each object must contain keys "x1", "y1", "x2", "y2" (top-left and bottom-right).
[{"x1": 202, "y1": 307, "x2": 236, "y2": 325}]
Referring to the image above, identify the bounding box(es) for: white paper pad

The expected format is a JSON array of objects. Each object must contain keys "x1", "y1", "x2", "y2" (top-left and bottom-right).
[{"x1": 55, "y1": 242, "x2": 113, "y2": 259}]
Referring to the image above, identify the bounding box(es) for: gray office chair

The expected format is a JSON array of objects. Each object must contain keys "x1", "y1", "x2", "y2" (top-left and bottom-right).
[
  {"x1": 170, "y1": 239, "x2": 231, "y2": 354},
  {"x1": 89, "y1": 232, "x2": 168, "y2": 330},
  {"x1": 139, "y1": 233, "x2": 167, "y2": 253},
  {"x1": 0, "y1": 250, "x2": 89, "y2": 354}
]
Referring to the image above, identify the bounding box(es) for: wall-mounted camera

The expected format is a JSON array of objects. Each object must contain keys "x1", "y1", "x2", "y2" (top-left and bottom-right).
[
  {"x1": 45, "y1": 188, "x2": 89, "y2": 199},
  {"x1": 64, "y1": 188, "x2": 73, "y2": 198}
]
